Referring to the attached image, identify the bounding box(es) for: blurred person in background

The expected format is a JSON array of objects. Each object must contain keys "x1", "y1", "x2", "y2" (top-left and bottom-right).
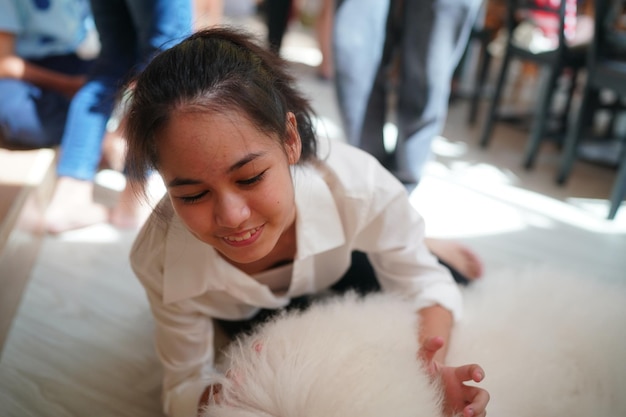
[
  {"x1": 333, "y1": 0, "x2": 483, "y2": 188},
  {"x1": 193, "y1": 0, "x2": 224, "y2": 30},
  {"x1": 44, "y1": 0, "x2": 193, "y2": 234},
  {"x1": 263, "y1": 0, "x2": 293, "y2": 53},
  {"x1": 266, "y1": 0, "x2": 335, "y2": 79},
  {"x1": 0, "y1": 0, "x2": 97, "y2": 149},
  {"x1": 332, "y1": 0, "x2": 485, "y2": 282}
]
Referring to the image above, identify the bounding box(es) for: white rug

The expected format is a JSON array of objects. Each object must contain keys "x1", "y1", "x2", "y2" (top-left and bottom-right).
[
  {"x1": 448, "y1": 266, "x2": 626, "y2": 417},
  {"x1": 208, "y1": 267, "x2": 626, "y2": 417}
]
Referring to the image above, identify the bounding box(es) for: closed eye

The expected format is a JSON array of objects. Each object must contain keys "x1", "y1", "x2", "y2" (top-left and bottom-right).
[
  {"x1": 178, "y1": 191, "x2": 208, "y2": 204},
  {"x1": 238, "y1": 170, "x2": 267, "y2": 186}
]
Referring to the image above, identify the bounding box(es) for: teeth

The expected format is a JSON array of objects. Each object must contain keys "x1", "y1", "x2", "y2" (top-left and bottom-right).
[{"x1": 224, "y1": 227, "x2": 258, "y2": 242}]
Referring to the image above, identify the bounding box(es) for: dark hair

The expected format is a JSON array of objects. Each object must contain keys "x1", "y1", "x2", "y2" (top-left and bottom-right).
[{"x1": 124, "y1": 26, "x2": 318, "y2": 197}]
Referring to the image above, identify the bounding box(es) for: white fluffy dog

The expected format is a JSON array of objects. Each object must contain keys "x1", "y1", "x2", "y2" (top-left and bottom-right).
[{"x1": 204, "y1": 267, "x2": 626, "y2": 417}]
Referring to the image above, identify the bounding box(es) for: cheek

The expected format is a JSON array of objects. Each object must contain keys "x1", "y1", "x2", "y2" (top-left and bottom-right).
[
  {"x1": 249, "y1": 183, "x2": 292, "y2": 221},
  {"x1": 265, "y1": 181, "x2": 295, "y2": 216},
  {"x1": 169, "y1": 198, "x2": 214, "y2": 236}
]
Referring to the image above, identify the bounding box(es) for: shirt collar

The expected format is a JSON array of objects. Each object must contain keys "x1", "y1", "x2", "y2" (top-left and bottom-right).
[{"x1": 162, "y1": 162, "x2": 345, "y2": 304}]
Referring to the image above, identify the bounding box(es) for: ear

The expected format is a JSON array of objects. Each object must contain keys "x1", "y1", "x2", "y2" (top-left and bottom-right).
[{"x1": 285, "y1": 112, "x2": 302, "y2": 165}]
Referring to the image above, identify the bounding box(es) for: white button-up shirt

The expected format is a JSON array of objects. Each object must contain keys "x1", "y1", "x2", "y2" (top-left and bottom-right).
[{"x1": 130, "y1": 140, "x2": 463, "y2": 417}]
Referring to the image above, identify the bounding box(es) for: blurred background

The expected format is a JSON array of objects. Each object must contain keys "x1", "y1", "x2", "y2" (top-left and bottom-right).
[{"x1": 1, "y1": 1, "x2": 625, "y2": 416}]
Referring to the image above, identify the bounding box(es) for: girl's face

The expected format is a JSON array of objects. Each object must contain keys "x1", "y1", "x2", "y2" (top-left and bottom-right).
[{"x1": 156, "y1": 109, "x2": 302, "y2": 267}]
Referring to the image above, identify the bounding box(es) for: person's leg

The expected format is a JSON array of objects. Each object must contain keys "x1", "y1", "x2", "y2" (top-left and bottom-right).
[
  {"x1": 332, "y1": 249, "x2": 478, "y2": 290},
  {"x1": 314, "y1": 0, "x2": 334, "y2": 80},
  {"x1": 265, "y1": 0, "x2": 292, "y2": 53},
  {"x1": 332, "y1": 0, "x2": 389, "y2": 148},
  {"x1": 0, "y1": 79, "x2": 68, "y2": 148},
  {"x1": 330, "y1": 250, "x2": 382, "y2": 295},
  {"x1": 107, "y1": 0, "x2": 192, "y2": 230},
  {"x1": 193, "y1": 0, "x2": 223, "y2": 30},
  {"x1": 46, "y1": 0, "x2": 193, "y2": 233},
  {"x1": 425, "y1": 238, "x2": 483, "y2": 283},
  {"x1": 128, "y1": 0, "x2": 193, "y2": 72},
  {"x1": 356, "y1": 0, "x2": 407, "y2": 171},
  {"x1": 389, "y1": 0, "x2": 484, "y2": 281},
  {"x1": 0, "y1": 54, "x2": 92, "y2": 149},
  {"x1": 45, "y1": 0, "x2": 139, "y2": 233},
  {"x1": 394, "y1": 0, "x2": 482, "y2": 184}
]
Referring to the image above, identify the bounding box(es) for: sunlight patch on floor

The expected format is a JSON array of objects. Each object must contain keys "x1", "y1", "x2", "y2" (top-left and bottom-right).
[
  {"x1": 431, "y1": 135, "x2": 469, "y2": 158},
  {"x1": 415, "y1": 159, "x2": 626, "y2": 237},
  {"x1": 314, "y1": 115, "x2": 345, "y2": 142},
  {"x1": 410, "y1": 175, "x2": 529, "y2": 239},
  {"x1": 281, "y1": 45, "x2": 322, "y2": 67},
  {"x1": 54, "y1": 223, "x2": 124, "y2": 243}
]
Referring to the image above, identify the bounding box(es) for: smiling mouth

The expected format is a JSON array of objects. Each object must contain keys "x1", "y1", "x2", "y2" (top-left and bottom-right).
[{"x1": 223, "y1": 226, "x2": 262, "y2": 243}]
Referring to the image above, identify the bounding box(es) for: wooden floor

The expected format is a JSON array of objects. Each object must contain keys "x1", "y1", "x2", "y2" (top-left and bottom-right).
[{"x1": 1, "y1": 20, "x2": 625, "y2": 417}]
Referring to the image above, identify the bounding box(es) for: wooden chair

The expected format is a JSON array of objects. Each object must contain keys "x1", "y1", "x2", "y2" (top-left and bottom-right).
[
  {"x1": 556, "y1": 0, "x2": 626, "y2": 220},
  {"x1": 478, "y1": 0, "x2": 588, "y2": 169},
  {"x1": 466, "y1": 0, "x2": 507, "y2": 126}
]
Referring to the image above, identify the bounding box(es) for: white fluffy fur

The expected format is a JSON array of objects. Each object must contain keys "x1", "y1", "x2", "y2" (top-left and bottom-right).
[
  {"x1": 205, "y1": 292, "x2": 445, "y2": 417},
  {"x1": 447, "y1": 266, "x2": 626, "y2": 417},
  {"x1": 204, "y1": 267, "x2": 626, "y2": 417}
]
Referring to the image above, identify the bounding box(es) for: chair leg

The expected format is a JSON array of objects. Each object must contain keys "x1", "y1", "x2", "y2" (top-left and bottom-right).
[
  {"x1": 522, "y1": 66, "x2": 560, "y2": 169},
  {"x1": 468, "y1": 46, "x2": 492, "y2": 126},
  {"x1": 559, "y1": 69, "x2": 579, "y2": 139},
  {"x1": 479, "y1": 48, "x2": 512, "y2": 148},
  {"x1": 608, "y1": 143, "x2": 626, "y2": 220},
  {"x1": 556, "y1": 84, "x2": 594, "y2": 185}
]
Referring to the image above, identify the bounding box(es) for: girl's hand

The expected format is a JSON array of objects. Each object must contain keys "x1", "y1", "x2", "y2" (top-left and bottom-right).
[
  {"x1": 418, "y1": 336, "x2": 490, "y2": 417},
  {"x1": 198, "y1": 383, "x2": 223, "y2": 416},
  {"x1": 198, "y1": 340, "x2": 263, "y2": 414}
]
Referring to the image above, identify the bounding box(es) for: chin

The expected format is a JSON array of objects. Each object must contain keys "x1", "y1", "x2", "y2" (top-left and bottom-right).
[{"x1": 216, "y1": 242, "x2": 272, "y2": 267}]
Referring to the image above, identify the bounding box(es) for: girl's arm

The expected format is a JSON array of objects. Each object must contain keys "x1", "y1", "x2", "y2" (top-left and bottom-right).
[
  {"x1": 418, "y1": 304, "x2": 453, "y2": 363},
  {"x1": 418, "y1": 308, "x2": 489, "y2": 417}
]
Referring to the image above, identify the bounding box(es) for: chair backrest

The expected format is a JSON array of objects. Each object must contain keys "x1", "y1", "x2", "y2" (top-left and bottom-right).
[
  {"x1": 505, "y1": 0, "x2": 576, "y2": 50},
  {"x1": 593, "y1": 0, "x2": 626, "y2": 61}
]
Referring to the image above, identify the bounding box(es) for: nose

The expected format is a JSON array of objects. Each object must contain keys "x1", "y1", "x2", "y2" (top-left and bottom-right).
[{"x1": 214, "y1": 191, "x2": 251, "y2": 228}]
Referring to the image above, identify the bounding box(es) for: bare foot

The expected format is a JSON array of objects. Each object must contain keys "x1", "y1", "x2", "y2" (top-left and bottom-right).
[
  {"x1": 109, "y1": 183, "x2": 149, "y2": 230},
  {"x1": 45, "y1": 177, "x2": 109, "y2": 234},
  {"x1": 425, "y1": 238, "x2": 484, "y2": 281},
  {"x1": 101, "y1": 129, "x2": 127, "y2": 172},
  {"x1": 316, "y1": 64, "x2": 334, "y2": 81}
]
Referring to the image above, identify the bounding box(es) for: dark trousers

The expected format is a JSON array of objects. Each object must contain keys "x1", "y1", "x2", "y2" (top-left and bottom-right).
[
  {"x1": 265, "y1": 0, "x2": 292, "y2": 53},
  {"x1": 0, "y1": 54, "x2": 93, "y2": 148}
]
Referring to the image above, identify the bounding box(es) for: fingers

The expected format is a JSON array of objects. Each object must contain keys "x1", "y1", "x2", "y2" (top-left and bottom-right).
[
  {"x1": 417, "y1": 336, "x2": 445, "y2": 363},
  {"x1": 463, "y1": 386, "x2": 490, "y2": 417},
  {"x1": 454, "y1": 364, "x2": 488, "y2": 417},
  {"x1": 454, "y1": 363, "x2": 485, "y2": 383}
]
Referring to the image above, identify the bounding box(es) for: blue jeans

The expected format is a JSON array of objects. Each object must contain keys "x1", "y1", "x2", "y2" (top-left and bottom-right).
[
  {"x1": 0, "y1": 55, "x2": 92, "y2": 148},
  {"x1": 333, "y1": 0, "x2": 481, "y2": 184},
  {"x1": 56, "y1": 0, "x2": 192, "y2": 180}
]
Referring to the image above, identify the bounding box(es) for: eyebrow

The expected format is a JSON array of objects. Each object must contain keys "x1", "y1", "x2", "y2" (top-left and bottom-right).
[{"x1": 167, "y1": 152, "x2": 264, "y2": 188}]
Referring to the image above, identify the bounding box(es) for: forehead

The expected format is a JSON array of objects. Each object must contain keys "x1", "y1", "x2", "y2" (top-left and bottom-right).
[
  {"x1": 155, "y1": 109, "x2": 284, "y2": 173},
  {"x1": 162, "y1": 108, "x2": 279, "y2": 149}
]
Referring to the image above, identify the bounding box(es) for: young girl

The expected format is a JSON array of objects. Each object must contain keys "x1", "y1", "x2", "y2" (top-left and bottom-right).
[{"x1": 124, "y1": 28, "x2": 489, "y2": 417}]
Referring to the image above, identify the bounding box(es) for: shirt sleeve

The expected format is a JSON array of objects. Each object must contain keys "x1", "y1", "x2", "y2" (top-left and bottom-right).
[
  {"x1": 0, "y1": 0, "x2": 21, "y2": 34},
  {"x1": 350, "y1": 159, "x2": 464, "y2": 321},
  {"x1": 130, "y1": 218, "x2": 222, "y2": 417}
]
